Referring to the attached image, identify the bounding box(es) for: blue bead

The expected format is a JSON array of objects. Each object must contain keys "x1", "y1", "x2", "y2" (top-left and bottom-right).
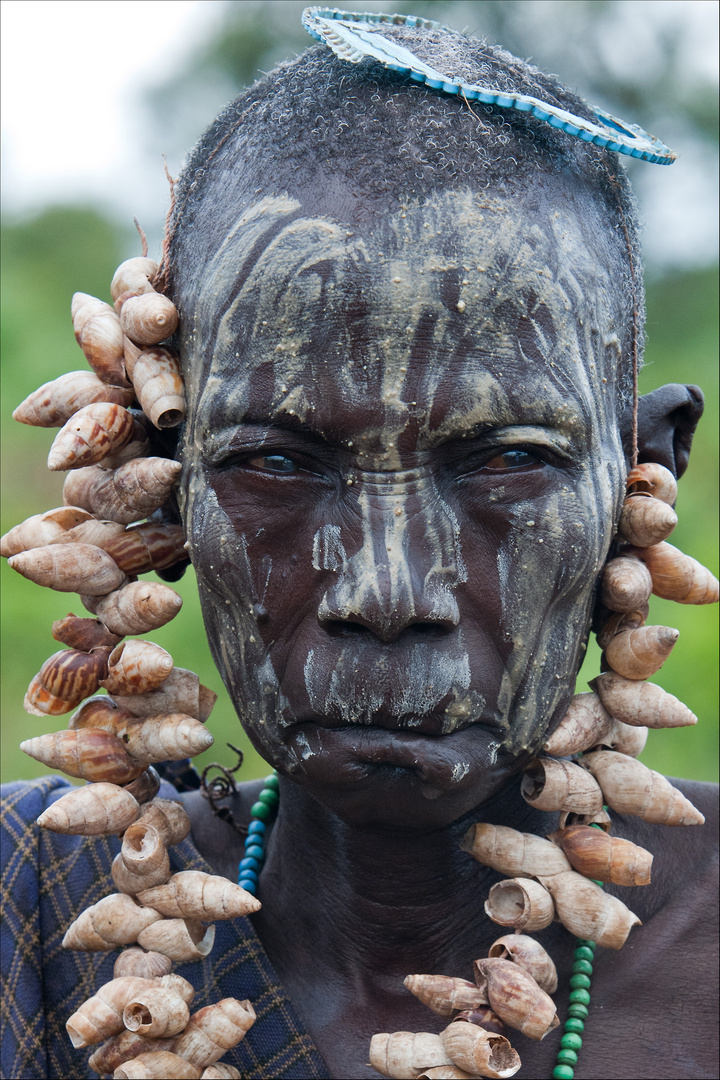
[
  {"x1": 442, "y1": 81, "x2": 460, "y2": 95},
  {"x1": 239, "y1": 856, "x2": 262, "y2": 873},
  {"x1": 243, "y1": 844, "x2": 265, "y2": 861},
  {"x1": 496, "y1": 93, "x2": 514, "y2": 107},
  {"x1": 247, "y1": 820, "x2": 266, "y2": 836},
  {"x1": 238, "y1": 877, "x2": 257, "y2": 895},
  {"x1": 238, "y1": 869, "x2": 258, "y2": 885}
]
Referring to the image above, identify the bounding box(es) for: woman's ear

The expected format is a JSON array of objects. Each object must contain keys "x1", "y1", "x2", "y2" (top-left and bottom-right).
[{"x1": 626, "y1": 383, "x2": 704, "y2": 480}]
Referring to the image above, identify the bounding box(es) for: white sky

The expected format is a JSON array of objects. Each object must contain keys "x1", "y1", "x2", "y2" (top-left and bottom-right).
[{"x1": 1, "y1": 0, "x2": 718, "y2": 270}]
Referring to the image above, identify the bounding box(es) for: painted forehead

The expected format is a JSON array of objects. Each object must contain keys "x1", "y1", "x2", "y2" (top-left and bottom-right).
[{"x1": 184, "y1": 189, "x2": 623, "y2": 443}]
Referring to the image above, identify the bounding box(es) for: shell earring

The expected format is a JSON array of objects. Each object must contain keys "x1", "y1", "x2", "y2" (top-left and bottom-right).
[{"x1": 3, "y1": 245, "x2": 259, "y2": 1080}]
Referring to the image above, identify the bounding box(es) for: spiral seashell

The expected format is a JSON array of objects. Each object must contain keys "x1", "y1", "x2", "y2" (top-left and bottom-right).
[
  {"x1": 114, "y1": 1052, "x2": 203, "y2": 1079},
  {"x1": 21, "y1": 729, "x2": 144, "y2": 785},
  {"x1": 24, "y1": 646, "x2": 111, "y2": 715},
  {"x1": 113, "y1": 948, "x2": 173, "y2": 980},
  {"x1": 100, "y1": 416, "x2": 152, "y2": 470},
  {"x1": 520, "y1": 758, "x2": 604, "y2": 814},
  {"x1": 415, "y1": 1069, "x2": 475, "y2": 1080},
  {"x1": 557, "y1": 807, "x2": 612, "y2": 832},
  {"x1": 137, "y1": 798, "x2": 191, "y2": 846},
  {"x1": 600, "y1": 555, "x2": 653, "y2": 613},
  {"x1": 88, "y1": 1029, "x2": 174, "y2": 1075},
  {"x1": 595, "y1": 607, "x2": 647, "y2": 653},
  {"x1": 111, "y1": 257, "x2": 159, "y2": 303},
  {"x1": 403, "y1": 975, "x2": 488, "y2": 1018},
  {"x1": 51, "y1": 612, "x2": 123, "y2": 650},
  {"x1": 1, "y1": 506, "x2": 93, "y2": 557},
  {"x1": 112, "y1": 823, "x2": 171, "y2": 894},
  {"x1": 123, "y1": 986, "x2": 191, "y2": 1037},
  {"x1": 618, "y1": 493, "x2": 677, "y2": 547},
  {"x1": 122, "y1": 714, "x2": 214, "y2": 762},
  {"x1": 542, "y1": 692, "x2": 614, "y2": 756},
  {"x1": 65, "y1": 976, "x2": 157, "y2": 1048},
  {"x1": 121, "y1": 293, "x2": 179, "y2": 346},
  {"x1": 483, "y1": 878, "x2": 555, "y2": 932},
  {"x1": 101, "y1": 522, "x2": 187, "y2": 575},
  {"x1": 137, "y1": 871, "x2": 261, "y2": 921},
  {"x1": 472, "y1": 958, "x2": 558, "y2": 1040},
  {"x1": 130, "y1": 347, "x2": 186, "y2": 429},
  {"x1": 460, "y1": 823, "x2": 571, "y2": 877},
  {"x1": 600, "y1": 720, "x2": 649, "y2": 758},
  {"x1": 101, "y1": 640, "x2": 174, "y2": 695},
  {"x1": 441, "y1": 1022, "x2": 521, "y2": 1079},
  {"x1": 113, "y1": 668, "x2": 217, "y2": 721},
  {"x1": 55, "y1": 517, "x2": 127, "y2": 548},
  {"x1": 8, "y1": 542, "x2": 127, "y2": 595},
  {"x1": 170, "y1": 999, "x2": 256, "y2": 1068},
  {"x1": 604, "y1": 624, "x2": 679, "y2": 679},
  {"x1": 47, "y1": 402, "x2": 135, "y2": 471},
  {"x1": 12, "y1": 370, "x2": 135, "y2": 427},
  {"x1": 580, "y1": 750, "x2": 705, "y2": 825},
  {"x1": 590, "y1": 671, "x2": 697, "y2": 728},
  {"x1": 536, "y1": 871, "x2": 641, "y2": 948},
  {"x1": 368, "y1": 1032, "x2": 451, "y2": 1079},
  {"x1": 87, "y1": 580, "x2": 184, "y2": 635},
  {"x1": 635, "y1": 542, "x2": 719, "y2": 605},
  {"x1": 71, "y1": 694, "x2": 139, "y2": 734},
  {"x1": 123, "y1": 767, "x2": 161, "y2": 805},
  {"x1": 63, "y1": 893, "x2": 162, "y2": 951},
  {"x1": 200, "y1": 1066, "x2": 242, "y2": 1080},
  {"x1": 63, "y1": 458, "x2": 182, "y2": 525},
  {"x1": 554, "y1": 824, "x2": 653, "y2": 886},
  {"x1": 37, "y1": 781, "x2": 140, "y2": 835},
  {"x1": 487, "y1": 935, "x2": 557, "y2": 994},
  {"x1": 136, "y1": 919, "x2": 215, "y2": 962},
  {"x1": 72, "y1": 292, "x2": 129, "y2": 385},
  {"x1": 626, "y1": 462, "x2": 677, "y2": 504}
]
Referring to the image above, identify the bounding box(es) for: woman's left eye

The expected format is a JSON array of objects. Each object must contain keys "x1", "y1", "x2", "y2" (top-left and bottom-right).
[
  {"x1": 481, "y1": 449, "x2": 541, "y2": 471},
  {"x1": 247, "y1": 454, "x2": 298, "y2": 474}
]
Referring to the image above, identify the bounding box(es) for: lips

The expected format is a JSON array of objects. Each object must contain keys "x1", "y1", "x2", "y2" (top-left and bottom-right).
[{"x1": 290, "y1": 709, "x2": 466, "y2": 736}]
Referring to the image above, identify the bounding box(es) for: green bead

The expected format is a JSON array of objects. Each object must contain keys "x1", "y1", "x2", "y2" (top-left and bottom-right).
[
  {"x1": 569, "y1": 989, "x2": 591, "y2": 1006},
  {"x1": 564, "y1": 1018, "x2": 585, "y2": 1034},
  {"x1": 572, "y1": 959, "x2": 593, "y2": 976},
  {"x1": 552, "y1": 1066, "x2": 575, "y2": 1080},
  {"x1": 575, "y1": 939, "x2": 596, "y2": 950},
  {"x1": 557, "y1": 1049, "x2": 579, "y2": 1066},
  {"x1": 567, "y1": 1003, "x2": 589, "y2": 1020},
  {"x1": 250, "y1": 800, "x2": 272, "y2": 821},
  {"x1": 574, "y1": 946, "x2": 595, "y2": 963},
  {"x1": 263, "y1": 774, "x2": 280, "y2": 790},
  {"x1": 258, "y1": 788, "x2": 279, "y2": 807},
  {"x1": 569, "y1": 973, "x2": 592, "y2": 991},
  {"x1": 561, "y1": 1033, "x2": 583, "y2": 1051}
]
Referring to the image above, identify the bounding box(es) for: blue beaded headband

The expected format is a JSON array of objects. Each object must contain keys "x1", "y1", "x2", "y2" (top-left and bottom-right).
[{"x1": 302, "y1": 6, "x2": 676, "y2": 165}]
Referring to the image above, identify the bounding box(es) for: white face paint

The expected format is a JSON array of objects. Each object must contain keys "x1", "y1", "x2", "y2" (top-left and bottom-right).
[{"x1": 180, "y1": 185, "x2": 628, "y2": 810}]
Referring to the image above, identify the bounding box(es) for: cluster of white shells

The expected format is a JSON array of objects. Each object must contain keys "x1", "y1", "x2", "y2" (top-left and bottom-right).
[{"x1": 3, "y1": 257, "x2": 259, "y2": 1079}]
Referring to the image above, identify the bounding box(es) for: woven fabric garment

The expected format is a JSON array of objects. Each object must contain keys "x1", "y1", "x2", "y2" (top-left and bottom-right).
[{"x1": 0, "y1": 775, "x2": 330, "y2": 1080}]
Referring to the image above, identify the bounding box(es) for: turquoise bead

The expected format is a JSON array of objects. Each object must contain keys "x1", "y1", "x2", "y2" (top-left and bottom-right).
[
  {"x1": 250, "y1": 800, "x2": 272, "y2": 821},
  {"x1": 239, "y1": 856, "x2": 261, "y2": 873},
  {"x1": 247, "y1": 819, "x2": 266, "y2": 836},
  {"x1": 238, "y1": 877, "x2": 257, "y2": 895},
  {"x1": 569, "y1": 989, "x2": 591, "y2": 1006},
  {"x1": 561, "y1": 1033, "x2": 583, "y2": 1051},
  {"x1": 567, "y1": 1003, "x2": 589, "y2": 1020},
  {"x1": 552, "y1": 1066, "x2": 574, "y2": 1080},
  {"x1": 569, "y1": 974, "x2": 592, "y2": 991},
  {"x1": 557, "y1": 1049, "x2": 578, "y2": 1066},
  {"x1": 574, "y1": 946, "x2": 595, "y2": 963},
  {"x1": 258, "y1": 788, "x2": 279, "y2": 808},
  {"x1": 564, "y1": 1018, "x2": 585, "y2": 1034},
  {"x1": 243, "y1": 844, "x2": 265, "y2": 861}
]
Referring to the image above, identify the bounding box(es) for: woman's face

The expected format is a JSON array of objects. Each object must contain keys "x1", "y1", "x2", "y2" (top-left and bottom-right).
[{"x1": 179, "y1": 185, "x2": 627, "y2": 827}]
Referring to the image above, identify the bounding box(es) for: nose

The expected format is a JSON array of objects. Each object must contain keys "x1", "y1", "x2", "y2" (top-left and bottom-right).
[{"x1": 316, "y1": 486, "x2": 465, "y2": 644}]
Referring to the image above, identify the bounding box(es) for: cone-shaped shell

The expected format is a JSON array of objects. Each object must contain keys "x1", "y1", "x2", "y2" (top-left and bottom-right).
[
  {"x1": 21, "y1": 729, "x2": 144, "y2": 785},
  {"x1": 618, "y1": 494, "x2": 677, "y2": 547},
  {"x1": 121, "y1": 293, "x2": 179, "y2": 345},
  {"x1": 90, "y1": 580, "x2": 184, "y2": 635},
  {"x1": 636, "y1": 542, "x2": 719, "y2": 605},
  {"x1": 543, "y1": 692, "x2": 614, "y2": 756},
  {"x1": 13, "y1": 370, "x2": 135, "y2": 427},
  {"x1": 111, "y1": 258, "x2": 159, "y2": 302},
  {"x1": 595, "y1": 607, "x2": 647, "y2": 653},
  {"x1": 63, "y1": 893, "x2": 162, "y2": 951},
  {"x1": 88, "y1": 1029, "x2": 173, "y2": 1075},
  {"x1": 403, "y1": 975, "x2": 488, "y2": 1018},
  {"x1": 600, "y1": 719, "x2": 649, "y2": 758},
  {"x1": 101, "y1": 639, "x2": 174, "y2": 695},
  {"x1": 368, "y1": 1032, "x2": 451, "y2": 1079},
  {"x1": 52, "y1": 613, "x2": 122, "y2": 651},
  {"x1": 56, "y1": 517, "x2": 127, "y2": 548},
  {"x1": 121, "y1": 714, "x2": 214, "y2": 763},
  {"x1": 200, "y1": 1066, "x2": 242, "y2": 1080},
  {"x1": 114, "y1": 948, "x2": 173, "y2": 980},
  {"x1": 441, "y1": 1023, "x2": 521, "y2": 1079},
  {"x1": 65, "y1": 976, "x2": 156, "y2": 1048},
  {"x1": 101, "y1": 419, "x2": 152, "y2": 470},
  {"x1": 600, "y1": 556, "x2": 652, "y2": 613},
  {"x1": 1, "y1": 507, "x2": 93, "y2": 557},
  {"x1": 483, "y1": 878, "x2": 555, "y2": 932},
  {"x1": 487, "y1": 935, "x2": 557, "y2": 994},
  {"x1": 114, "y1": 668, "x2": 217, "y2": 721},
  {"x1": 137, "y1": 870, "x2": 260, "y2": 920},
  {"x1": 37, "y1": 781, "x2": 140, "y2": 835},
  {"x1": 47, "y1": 402, "x2": 135, "y2": 471},
  {"x1": 604, "y1": 624, "x2": 678, "y2": 680},
  {"x1": 590, "y1": 671, "x2": 697, "y2": 728},
  {"x1": 112, "y1": 823, "x2": 171, "y2": 894},
  {"x1": 626, "y1": 462, "x2": 677, "y2": 504},
  {"x1": 8, "y1": 542, "x2": 127, "y2": 594},
  {"x1": 555, "y1": 824, "x2": 652, "y2": 886},
  {"x1": 580, "y1": 750, "x2": 705, "y2": 825},
  {"x1": 72, "y1": 293, "x2": 128, "y2": 385},
  {"x1": 123, "y1": 987, "x2": 191, "y2": 1037},
  {"x1": 137, "y1": 798, "x2": 191, "y2": 846},
  {"x1": 63, "y1": 458, "x2": 182, "y2": 525},
  {"x1": 537, "y1": 870, "x2": 641, "y2": 948},
  {"x1": 114, "y1": 1052, "x2": 202, "y2": 1079},
  {"x1": 520, "y1": 758, "x2": 604, "y2": 814},
  {"x1": 71, "y1": 694, "x2": 140, "y2": 734},
  {"x1": 136, "y1": 918, "x2": 215, "y2": 962},
  {"x1": 24, "y1": 646, "x2": 111, "y2": 715},
  {"x1": 472, "y1": 958, "x2": 558, "y2": 1040},
  {"x1": 123, "y1": 767, "x2": 161, "y2": 805},
  {"x1": 170, "y1": 999, "x2": 256, "y2": 1067},
  {"x1": 460, "y1": 823, "x2": 571, "y2": 877},
  {"x1": 102, "y1": 522, "x2": 186, "y2": 575},
  {"x1": 131, "y1": 348, "x2": 186, "y2": 429}
]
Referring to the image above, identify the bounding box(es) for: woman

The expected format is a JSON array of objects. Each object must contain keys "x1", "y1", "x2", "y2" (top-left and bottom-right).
[{"x1": 2, "y1": 11, "x2": 717, "y2": 1080}]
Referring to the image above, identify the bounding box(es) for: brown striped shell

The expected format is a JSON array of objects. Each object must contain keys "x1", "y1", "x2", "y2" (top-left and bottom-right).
[
  {"x1": 12, "y1": 370, "x2": 135, "y2": 427},
  {"x1": 8, "y1": 542, "x2": 127, "y2": 595},
  {"x1": 20, "y1": 728, "x2": 144, "y2": 785},
  {"x1": 130, "y1": 347, "x2": 186, "y2": 429},
  {"x1": 24, "y1": 646, "x2": 111, "y2": 715},
  {"x1": 47, "y1": 402, "x2": 135, "y2": 471},
  {"x1": 62, "y1": 458, "x2": 182, "y2": 525},
  {"x1": 101, "y1": 521, "x2": 186, "y2": 575},
  {"x1": 72, "y1": 292, "x2": 128, "y2": 385}
]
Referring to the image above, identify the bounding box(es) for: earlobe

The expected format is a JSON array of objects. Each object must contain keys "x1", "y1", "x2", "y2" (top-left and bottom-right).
[{"x1": 628, "y1": 383, "x2": 704, "y2": 480}]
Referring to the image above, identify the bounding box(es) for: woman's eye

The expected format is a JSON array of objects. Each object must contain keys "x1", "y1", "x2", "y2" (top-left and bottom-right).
[
  {"x1": 482, "y1": 449, "x2": 541, "y2": 471},
  {"x1": 247, "y1": 453, "x2": 298, "y2": 474}
]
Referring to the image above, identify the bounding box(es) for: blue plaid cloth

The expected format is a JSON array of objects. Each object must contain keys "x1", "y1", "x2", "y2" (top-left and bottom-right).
[{"x1": 1, "y1": 776, "x2": 330, "y2": 1079}]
